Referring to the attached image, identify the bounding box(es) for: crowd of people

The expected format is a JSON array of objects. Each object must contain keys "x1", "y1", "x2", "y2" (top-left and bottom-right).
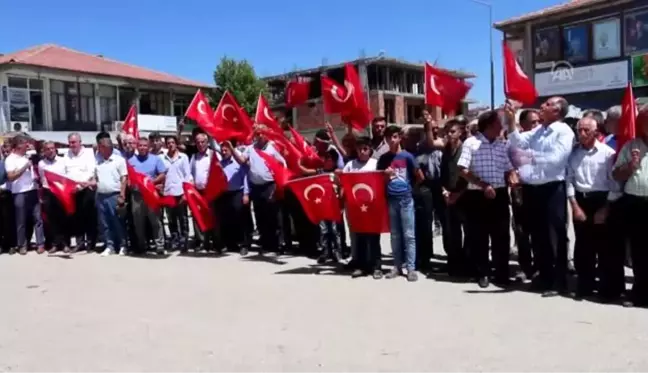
[{"x1": 0, "y1": 95, "x2": 645, "y2": 309}]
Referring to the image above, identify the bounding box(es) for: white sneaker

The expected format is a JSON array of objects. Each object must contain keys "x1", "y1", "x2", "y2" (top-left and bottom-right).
[
  {"x1": 101, "y1": 248, "x2": 115, "y2": 257},
  {"x1": 118, "y1": 248, "x2": 127, "y2": 256}
]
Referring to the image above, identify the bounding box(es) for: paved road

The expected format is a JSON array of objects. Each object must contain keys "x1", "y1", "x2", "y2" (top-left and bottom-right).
[{"x1": 0, "y1": 235, "x2": 647, "y2": 372}]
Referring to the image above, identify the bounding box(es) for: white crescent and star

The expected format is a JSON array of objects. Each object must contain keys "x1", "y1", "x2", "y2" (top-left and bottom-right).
[
  {"x1": 263, "y1": 107, "x2": 274, "y2": 122},
  {"x1": 221, "y1": 104, "x2": 237, "y2": 123},
  {"x1": 197, "y1": 100, "x2": 207, "y2": 115},
  {"x1": 514, "y1": 61, "x2": 528, "y2": 79},
  {"x1": 303, "y1": 183, "x2": 326, "y2": 204},
  {"x1": 351, "y1": 183, "x2": 374, "y2": 213},
  {"x1": 330, "y1": 82, "x2": 354, "y2": 103},
  {"x1": 429, "y1": 75, "x2": 441, "y2": 95}
]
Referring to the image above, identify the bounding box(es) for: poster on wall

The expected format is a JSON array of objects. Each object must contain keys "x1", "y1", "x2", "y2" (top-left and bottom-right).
[
  {"x1": 631, "y1": 53, "x2": 648, "y2": 87},
  {"x1": 563, "y1": 24, "x2": 589, "y2": 63},
  {"x1": 9, "y1": 88, "x2": 29, "y2": 122},
  {"x1": 625, "y1": 11, "x2": 648, "y2": 54},
  {"x1": 593, "y1": 18, "x2": 621, "y2": 59},
  {"x1": 534, "y1": 27, "x2": 561, "y2": 68},
  {"x1": 506, "y1": 39, "x2": 525, "y2": 70}
]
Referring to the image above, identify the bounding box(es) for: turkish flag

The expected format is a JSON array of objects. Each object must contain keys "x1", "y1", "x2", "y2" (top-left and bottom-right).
[
  {"x1": 121, "y1": 105, "x2": 139, "y2": 139},
  {"x1": 213, "y1": 91, "x2": 253, "y2": 141},
  {"x1": 160, "y1": 195, "x2": 177, "y2": 207},
  {"x1": 503, "y1": 42, "x2": 537, "y2": 105},
  {"x1": 203, "y1": 151, "x2": 229, "y2": 202},
  {"x1": 425, "y1": 63, "x2": 472, "y2": 112},
  {"x1": 285, "y1": 79, "x2": 310, "y2": 108},
  {"x1": 185, "y1": 90, "x2": 220, "y2": 137},
  {"x1": 183, "y1": 182, "x2": 215, "y2": 232},
  {"x1": 127, "y1": 164, "x2": 162, "y2": 211},
  {"x1": 287, "y1": 174, "x2": 341, "y2": 224},
  {"x1": 339, "y1": 171, "x2": 389, "y2": 233},
  {"x1": 254, "y1": 148, "x2": 294, "y2": 189},
  {"x1": 321, "y1": 76, "x2": 356, "y2": 114},
  {"x1": 239, "y1": 107, "x2": 256, "y2": 144},
  {"x1": 617, "y1": 82, "x2": 637, "y2": 153},
  {"x1": 43, "y1": 170, "x2": 79, "y2": 215},
  {"x1": 288, "y1": 126, "x2": 318, "y2": 159},
  {"x1": 255, "y1": 94, "x2": 283, "y2": 133}
]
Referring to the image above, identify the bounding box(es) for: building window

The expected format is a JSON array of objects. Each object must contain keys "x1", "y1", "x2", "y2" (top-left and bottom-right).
[
  {"x1": 50, "y1": 80, "x2": 96, "y2": 131},
  {"x1": 534, "y1": 27, "x2": 561, "y2": 68},
  {"x1": 7, "y1": 76, "x2": 44, "y2": 131},
  {"x1": 384, "y1": 97, "x2": 395, "y2": 124},
  {"x1": 140, "y1": 90, "x2": 170, "y2": 115},
  {"x1": 99, "y1": 85, "x2": 117, "y2": 125}
]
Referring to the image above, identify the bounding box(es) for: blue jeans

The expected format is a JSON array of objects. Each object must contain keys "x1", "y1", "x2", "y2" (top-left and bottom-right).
[
  {"x1": 97, "y1": 193, "x2": 124, "y2": 250},
  {"x1": 13, "y1": 190, "x2": 44, "y2": 248},
  {"x1": 388, "y1": 195, "x2": 416, "y2": 272}
]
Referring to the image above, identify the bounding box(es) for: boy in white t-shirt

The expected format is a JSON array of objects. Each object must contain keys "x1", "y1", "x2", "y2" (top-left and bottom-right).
[
  {"x1": 341, "y1": 136, "x2": 382, "y2": 279},
  {"x1": 4, "y1": 136, "x2": 44, "y2": 255}
]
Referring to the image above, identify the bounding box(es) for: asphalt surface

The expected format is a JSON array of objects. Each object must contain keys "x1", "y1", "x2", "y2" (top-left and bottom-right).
[{"x1": 1, "y1": 233, "x2": 647, "y2": 372}]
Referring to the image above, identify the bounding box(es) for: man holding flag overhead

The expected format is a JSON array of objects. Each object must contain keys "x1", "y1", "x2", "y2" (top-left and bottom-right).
[
  {"x1": 230, "y1": 125, "x2": 286, "y2": 255},
  {"x1": 128, "y1": 137, "x2": 167, "y2": 255}
]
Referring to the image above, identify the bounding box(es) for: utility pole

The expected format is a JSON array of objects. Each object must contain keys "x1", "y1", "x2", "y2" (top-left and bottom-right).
[{"x1": 470, "y1": 0, "x2": 495, "y2": 109}]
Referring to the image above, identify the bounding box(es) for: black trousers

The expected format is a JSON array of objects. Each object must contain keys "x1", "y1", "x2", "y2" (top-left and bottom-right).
[
  {"x1": 511, "y1": 188, "x2": 534, "y2": 277},
  {"x1": 356, "y1": 233, "x2": 381, "y2": 272},
  {"x1": 215, "y1": 190, "x2": 250, "y2": 251},
  {"x1": 278, "y1": 190, "x2": 294, "y2": 251},
  {"x1": 600, "y1": 198, "x2": 627, "y2": 299},
  {"x1": 42, "y1": 188, "x2": 68, "y2": 247},
  {"x1": 282, "y1": 189, "x2": 318, "y2": 256},
  {"x1": 413, "y1": 185, "x2": 434, "y2": 271},
  {"x1": 464, "y1": 188, "x2": 510, "y2": 280},
  {"x1": 165, "y1": 195, "x2": 189, "y2": 248},
  {"x1": 250, "y1": 182, "x2": 279, "y2": 253},
  {"x1": 0, "y1": 190, "x2": 16, "y2": 252},
  {"x1": 572, "y1": 191, "x2": 610, "y2": 294},
  {"x1": 443, "y1": 194, "x2": 469, "y2": 276},
  {"x1": 623, "y1": 194, "x2": 648, "y2": 305},
  {"x1": 523, "y1": 181, "x2": 568, "y2": 291},
  {"x1": 72, "y1": 188, "x2": 97, "y2": 246}
]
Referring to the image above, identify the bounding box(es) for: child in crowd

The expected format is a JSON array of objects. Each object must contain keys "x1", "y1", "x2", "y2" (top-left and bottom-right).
[
  {"x1": 377, "y1": 126, "x2": 421, "y2": 282},
  {"x1": 341, "y1": 136, "x2": 382, "y2": 279}
]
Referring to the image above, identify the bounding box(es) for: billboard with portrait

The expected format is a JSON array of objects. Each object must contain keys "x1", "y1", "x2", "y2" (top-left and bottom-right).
[
  {"x1": 563, "y1": 24, "x2": 589, "y2": 63},
  {"x1": 593, "y1": 18, "x2": 621, "y2": 59},
  {"x1": 625, "y1": 11, "x2": 648, "y2": 54},
  {"x1": 534, "y1": 28, "x2": 561, "y2": 68}
]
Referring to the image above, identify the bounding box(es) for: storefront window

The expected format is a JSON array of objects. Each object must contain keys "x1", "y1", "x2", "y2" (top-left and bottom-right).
[
  {"x1": 99, "y1": 85, "x2": 117, "y2": 125},
  {"x1": 51, "y1": 79, "x2": 97, "y2": 131},
  {"x1": 7, "y1": 76, "x2": 44, "y2": 131}
]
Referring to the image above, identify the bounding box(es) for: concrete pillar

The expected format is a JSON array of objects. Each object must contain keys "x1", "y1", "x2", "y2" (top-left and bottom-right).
[
  {"x1": 169, "y1": 90, "x2": 175, "y2": 116},
  {"x1": 42, "y1": 77, "x2": 53, "y2": 131},
  {"x1": 524, "y1": 22, "x2": 534, "y2": 84},
  {"x1": 94, "y1": 83, "x2": 101, "y2": 130}
]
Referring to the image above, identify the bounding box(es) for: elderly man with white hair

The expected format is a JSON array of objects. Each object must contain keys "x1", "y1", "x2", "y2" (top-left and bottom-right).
[
  {"x1": 64, "y1": 132, "x2": 98, "y2": 253},
  {"x1": 567, "y1": 116, "x2": 622, "y2": 301}
]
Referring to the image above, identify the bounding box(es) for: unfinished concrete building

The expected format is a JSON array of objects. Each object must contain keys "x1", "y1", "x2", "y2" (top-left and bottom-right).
[{"x1": 263, "y1": 55, "x2": 476, "y2": 134}]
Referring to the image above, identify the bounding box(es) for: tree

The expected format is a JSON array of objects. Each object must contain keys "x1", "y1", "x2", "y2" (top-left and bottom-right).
[{"x1": 212, "y1": 57, "x2": 267, "y2": 115}]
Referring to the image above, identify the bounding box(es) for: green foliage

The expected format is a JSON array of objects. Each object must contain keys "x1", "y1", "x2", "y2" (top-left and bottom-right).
[{"x1": 212, "y1": 57, "x2": 267, "y2": 114}]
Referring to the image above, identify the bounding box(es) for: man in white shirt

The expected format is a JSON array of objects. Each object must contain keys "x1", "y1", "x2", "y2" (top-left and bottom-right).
[
  {"x1": 189, "y1": 133, "x2": 219, "y2": 252},
  {"x1": 5, "y1": 135, "x2": 44, "y2": 255},
  {"x1": 506, "y1": 97, "x2": 575, "y2": 297},
  {"x1": 64, "y1": 132, "x2": 98, "y2": 253},
  {"x1": 38, "y1": 141, "x2": 69, "y2": 254},
  {"x1": 566, "y1": 117, "x2": 623, "y2": 301}
]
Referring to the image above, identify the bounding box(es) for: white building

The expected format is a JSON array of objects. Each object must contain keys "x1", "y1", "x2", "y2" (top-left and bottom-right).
[{"x1": 0, "y1": 44, "x2": 211, "y2": 144}]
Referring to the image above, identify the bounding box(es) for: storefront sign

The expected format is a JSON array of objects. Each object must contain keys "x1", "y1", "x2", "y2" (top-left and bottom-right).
[
  {"x1": 632, "y1": 52, "x2": 648, "y2": 87},
  {"x1": 625, "y1": 10, "x2": 648, "y2": 55},
  {"x1": 534, "y1": 27, "x2": 561, "y2": 69},
  {"x1": 534, "y1": 60, "x2": 628, "y2": 96},
  {"x1": 563, "y1": 24, "x2": 589, "y2": 63},
  {"x1": 137, "y1": 114, "x2": 178, "y2": 132}
]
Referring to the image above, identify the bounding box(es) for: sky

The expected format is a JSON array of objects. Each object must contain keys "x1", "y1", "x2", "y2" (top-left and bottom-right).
[{"x1": 4, "y1": 0, "x2": 567, "y2": 107}]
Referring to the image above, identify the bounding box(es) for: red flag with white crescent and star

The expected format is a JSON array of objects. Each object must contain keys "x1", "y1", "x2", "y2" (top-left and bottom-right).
[
  {"x1": 254, "y1": 94, "x2": 283, "y2": 133},
  {"x1": 185, "y1": 90, "x2": 219, "y2": 136},
  {"x1": 43, "y1": 170, "x2": 79, "y2": 215},
  {"x1": 339, "y1": 171, "x2": 389, "y2": 233},
  {"x1": 255, "y1": 128, "x2": 303, "y2": 174},
  {"x1": 127, "y1": 164, "x2": 162, "y2": 211},
  {"x1": 203, "y1": 151, "x2": 229, "y2": 202},
  {"x1": 183, "y1": 182, "x2": 215, "y2": 232},
  {"x1": 121, "y1": 105, "x2": 139, "y2": 139},
  {"x1": 424, "y1": 62, "x2": 472, "y2": 112},
  {"x1": 503, "y1": 42, "x2": 537, "y2": 105},
  {"x1": 285, "y1": 78, "x2": 310, "y2": 108},
  {"x1": 341, "y1": 63, "x2": 373, "y2": 130},
  {"x1": 287, "y1": 174, "x2": 341, "y2": 224},
  {"x1": 213, "y1": 91, "x2": 253, "y2": 142}
]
